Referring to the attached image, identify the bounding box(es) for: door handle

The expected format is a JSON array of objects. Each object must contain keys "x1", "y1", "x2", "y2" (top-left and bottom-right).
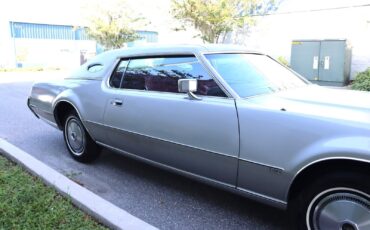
[
  {"x1": 324, "y1": 56, "x2": 330, "y2": 70},
  {"x1": 111, "y1": 99, "x2": 123, "y2": 106},
  {"x1": 320, "y1": 60, "x2": 325, "y2": 68},
  {"x1": 313, "y1": 56, "x2": 318, "y2": 69}
]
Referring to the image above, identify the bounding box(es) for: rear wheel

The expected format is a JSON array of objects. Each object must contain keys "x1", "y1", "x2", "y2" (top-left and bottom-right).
[
  {"x1": 291, "y1": 172, "x2": 370, "y2": 230},
  {"x1": 63, "y1": 111, "x2": 100, "y2": 162}
]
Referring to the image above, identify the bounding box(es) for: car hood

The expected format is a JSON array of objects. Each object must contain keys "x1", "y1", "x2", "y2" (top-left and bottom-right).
[{"x1": 246, "y1": 85, "x2": 370, "y2": 124}]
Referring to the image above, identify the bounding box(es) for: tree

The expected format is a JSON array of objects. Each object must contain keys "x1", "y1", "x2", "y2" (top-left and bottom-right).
[
  {"x1": 84, "y1": 0, "x2": 145, "y2": 50},
  {"x1": 171, "y1": 0, "x2": 278, "y2": 43}
]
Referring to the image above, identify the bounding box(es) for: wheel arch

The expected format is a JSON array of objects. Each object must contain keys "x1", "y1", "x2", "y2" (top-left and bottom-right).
[
  {"x1": 53, "y1": 100, "x2": 83, "y2": 130},
  {"x1": 288, "y1": 158, "x2": 370, "y2": 203}
]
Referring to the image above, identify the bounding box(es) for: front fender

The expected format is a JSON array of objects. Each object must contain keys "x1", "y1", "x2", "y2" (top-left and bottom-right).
[
  {"x1": 291, "y1": 136, "x2": 370, "y2": 173},
  {"x1": 285, "y1": 136, "x2": 370, "y2": 199}
]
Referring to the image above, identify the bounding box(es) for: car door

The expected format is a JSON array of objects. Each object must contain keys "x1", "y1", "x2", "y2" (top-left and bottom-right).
[{"x1": 102, "y1": 55, "x2": 239, "y2": 186}]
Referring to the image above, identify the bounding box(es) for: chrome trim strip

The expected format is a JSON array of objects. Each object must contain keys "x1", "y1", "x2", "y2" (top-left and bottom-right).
[
  {"x1": 97, "y1": 141, "x2": 286, "y2": 209},
  {"x1": 103, "y1": 53, "x2": 234, "y2": 99},
  {"x1": 200, "y1": 52, "x2": 311, "y2": 99},
  {"x1": 96, "y1": 141, "x2": 235, "y2": 188},
  {"x1": 87, "y1": 119, "x2": 285, "y2": 172},
  {"x1": 27, "y1": 97, "x2": 39, "y2": 118},
  {"x1": 65, "y1": 77, "x2": 103, "y2": 81},
  {"x1": 34, "y1": 107, "x2": 54, "y2": 116},
  {"x1": 200, "y1": 50, "x2": 265, "y2": 55},
  {"x1": 197, "y1": 53, "x2": 239, "y2": 99},
  {"x1": 239, "y1": 158, "x2": 285, "y2": 172},
  {"x1": 103, "y1": 84, "x2": 235, "y2": 101},
  {"x1": 194, "y1": 53, "x2": 234, "y2": 98},
  {"x1": 236, "y1": 187, "x2": 287, "y2": 207},
  {"x1": 294, "y1": 157, "x2": 370, "y2": 180},
  {"x1": 287, "y1": 157, "x2": 370, "y2": 201},
  {"x1": 28, "y1": 100, "x2": 54, "y2": 117},
  {"x1": 116, "y1": 51, "x2": 197, "y2": 60},
  {"x1": 86, "y1": 120, "x2": 285, "y2": 174},
  {"x1": 234, "y1": 99, "x2": 241, "y2": 186},
  {"x1": 53, "y1": 99, "x2": 83, "y2": 125},
  {"x1": 104, "y1": 59, "x2": 121, "y2": 89},
  {"x1": 86, "y1": 120, "x2": 238, "y2": 159},
  {"x1": 161, "y1": 60, "x2": 199, "y2": 67},
  {"x1": 39, "y1": 116, "x2": 59, "y2": 128}
]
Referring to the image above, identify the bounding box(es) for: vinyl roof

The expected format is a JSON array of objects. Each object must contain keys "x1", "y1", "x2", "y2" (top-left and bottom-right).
[
  {"x1": 73, "y1": 44, "x2": 263, "y2": 79},
  {"x1": 104, "y1": 44, "x2": 261, "y2": 58}
]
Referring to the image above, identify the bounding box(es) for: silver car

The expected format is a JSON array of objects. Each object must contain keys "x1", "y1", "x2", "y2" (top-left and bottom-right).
[{"x1": 28, "y1": 45, "x2": 370, "y2": 229}]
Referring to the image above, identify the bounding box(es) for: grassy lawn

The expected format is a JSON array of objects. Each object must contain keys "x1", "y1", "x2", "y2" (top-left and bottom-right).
[{"x1": 0, "y1": 155, "x2": 107, "y2": 229}]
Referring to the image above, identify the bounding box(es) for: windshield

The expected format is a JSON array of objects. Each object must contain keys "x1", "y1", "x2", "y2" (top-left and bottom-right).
[{"x1": 205, "y1": 53, "x2": 308, "y2": 98}]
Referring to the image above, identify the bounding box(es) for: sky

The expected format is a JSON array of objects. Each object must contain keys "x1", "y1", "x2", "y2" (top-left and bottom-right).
[
  {"x1": 0, "y1": 0, "x2": 172, "y2": 27},
  {"x1": 1, "y1": 0, "x2": 369, "y2": 26},
  {"x1": 0, "y1": 0, "x2": 85, "y2": 25},
  {"x1": 279, "y1": 0, "x2": 370, "y2": 12},
  {"x1": 0, "y1": 0, "x2": 201, "y2": 43}
]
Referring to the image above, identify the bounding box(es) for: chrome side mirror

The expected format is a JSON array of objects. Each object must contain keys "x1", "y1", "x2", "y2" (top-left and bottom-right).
[{"x1": 178, "y1": 79, "x2": 201, "y2": 100}]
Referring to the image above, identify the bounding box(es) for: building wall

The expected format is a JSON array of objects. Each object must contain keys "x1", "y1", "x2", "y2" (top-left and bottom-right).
[
  {"x1": 13, "y1": 39, "x2": 96, "y2": 69},
  {"x1": 10, "y1": 22, "x2": 90, "y2": 40},
  {"x1": 7, "y1": 22, "x2": 95, "y2": 69},
  {"x1": 0, "y1": 21, "x2": 159, "y2": 69},
  {"x1": 0, "y1": 17, "x2": 16, "y2": 68},
  {"x1": 233, "y1": 2, "x2": 370, "y2": 79}
]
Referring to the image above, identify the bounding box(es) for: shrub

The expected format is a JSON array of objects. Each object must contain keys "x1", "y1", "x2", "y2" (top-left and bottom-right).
[
  {"x1": 351, "y1": 68, "x2": 370, "y2": 91},
  {"x1": 277, "y1": 56, "x2": 289, "y2": 66}
]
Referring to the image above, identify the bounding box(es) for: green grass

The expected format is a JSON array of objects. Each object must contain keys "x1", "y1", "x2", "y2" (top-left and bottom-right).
[{"x1": 0, "y1": 155, "x2": 107, "y2": 229}]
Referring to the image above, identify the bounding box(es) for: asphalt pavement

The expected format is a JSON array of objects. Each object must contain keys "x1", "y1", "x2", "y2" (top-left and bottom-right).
[{"x1": 0, "y1": 74, "x2": 289, "y2": 229}]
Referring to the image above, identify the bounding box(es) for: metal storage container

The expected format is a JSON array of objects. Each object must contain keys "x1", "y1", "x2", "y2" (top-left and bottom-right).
[{"x1": 290, "y1": 39, "x2": 352, "y2": 86}]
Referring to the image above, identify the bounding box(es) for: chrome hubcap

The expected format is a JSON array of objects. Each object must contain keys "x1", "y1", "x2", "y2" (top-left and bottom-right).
[
  {"x1": 342, "y1": 223, "x2": 357, "y2": 230},
  {"x1": 66, "y1": 119, "x2": 85, "y2": 155},
  {"x1": 308, "y1": 189, "x2": 370, "y2": 230}
]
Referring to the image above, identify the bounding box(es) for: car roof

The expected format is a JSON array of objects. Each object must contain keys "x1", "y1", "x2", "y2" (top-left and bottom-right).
[
  {"x1": 102, "y1": 44, "x2": 263, "y2": 59},
  {"x1": 74, "y1": 44, "x2": 264, "y2": 79}
]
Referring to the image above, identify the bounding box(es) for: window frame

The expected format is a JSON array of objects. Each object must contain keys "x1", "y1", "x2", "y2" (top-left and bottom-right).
[
  {"x1": 205, "y1": 53, "x2": 280, "y2": 98},
  {"x1": 107, "y1": 54, "x2": 230, "y2": 98},
  {"x1": 200, "y1": 51, "x2": 311, "y2": 99},
  {"x1": 108, "y1": 59, "x2": 130, "y2": 89}
]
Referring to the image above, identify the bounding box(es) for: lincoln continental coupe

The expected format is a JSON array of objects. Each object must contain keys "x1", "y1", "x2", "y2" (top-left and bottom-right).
[{"x1": 28, "y1": 45, "x2": 370, "y2": 229}]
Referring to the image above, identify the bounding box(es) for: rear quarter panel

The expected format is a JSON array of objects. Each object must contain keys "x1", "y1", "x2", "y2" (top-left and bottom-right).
[
  {"x1": 29, "y1": 79, "x2": 107, "y2": 142},
  {"x1": 52, "y1": 80, "x2": 107, "y2": 142},
  {"x1": 29, "y1": 81, "x2": 66, "y2": 127}
]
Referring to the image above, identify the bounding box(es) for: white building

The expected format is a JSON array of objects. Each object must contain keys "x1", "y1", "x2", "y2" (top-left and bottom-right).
[{"x1": 233, "y1": 0, "x2": 370, "y2": 79}]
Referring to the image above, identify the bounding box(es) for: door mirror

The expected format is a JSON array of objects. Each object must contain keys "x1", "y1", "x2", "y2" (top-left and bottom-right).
[
  {"x1": 178, "y1": 79, "x2": 201, "y2": 100},
  {"x1": 178, "y1": 79, "x2": 197, "y2": 93}
]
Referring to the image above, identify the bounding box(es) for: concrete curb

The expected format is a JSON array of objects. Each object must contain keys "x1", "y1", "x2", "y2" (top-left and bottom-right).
[{"x1": 0, "y1": 138, "x2": 157, "y2": 230}]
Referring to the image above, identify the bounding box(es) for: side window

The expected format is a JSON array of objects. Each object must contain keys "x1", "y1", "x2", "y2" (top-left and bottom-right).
[
  {"x1": 121, "y1": 56, "x2": 226, "y2": 97},
  {"x1": 110, "y1": 60, "x2": 129, "y2": 88}
]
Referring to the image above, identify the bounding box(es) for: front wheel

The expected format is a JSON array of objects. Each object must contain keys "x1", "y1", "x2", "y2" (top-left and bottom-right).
[
  {"x1": 63, "y1": 112, "x2": 100, "y2": 163},
  {"x1": 291, "y1": 172, "x2": 370, "y2": 230}
]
